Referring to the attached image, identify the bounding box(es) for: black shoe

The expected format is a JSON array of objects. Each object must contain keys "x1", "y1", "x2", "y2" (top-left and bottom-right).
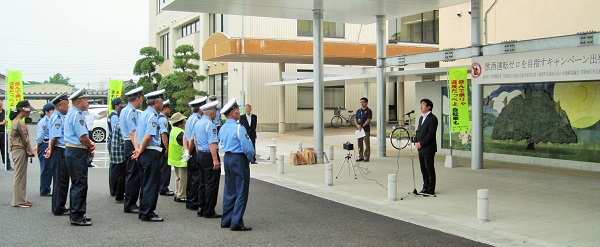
[
  {"x1": 221, "y1": 224, "x2": 230, "y2": 228},
  {"x1": 231, "y1": 226, "x2": 252, "y2": 231},
  {"x1": 70, "y1": 220, "x2": 92, "y2": 226},
  {"x1": 422, "y1": 191, "x2": 436, "y2": 197},
  {"x1": 251, "y1": 162, "x2": 258, "y2": 164},
  {"x1": 356, "y1": 158, "x2": 364, "y2": 161},
  {"x1": 7, "y1": 168, "x2": 14, "y2": 171},
  {"x1": 141, "y1": 216, "x2": 164, "y2": 222},
  {"x1": 160, "y1": 191, "x2": 175, "y2": 196},
  {"x1": 88, "y1": 163, "x2": 95, "y2": 168},
  {"x1": 419, "y1": 188, "x2": 427, "y2": 194},
  {"x1": 124, "y1": 208, "x2": 139, "y2": 214},
  {"x1": 115, "y1": 199, "x2": 124, "y2": 204},
  {"x1": 41, "y1": 193, "x2": 52, "y2": 197},
  {"x1": 203, "y1": 214, "x2": 222, "y2": 219},
  {"x1": 363, "y1": 159, "x2": 369, "y2": 162},
  {"x1": 175, "y1": 198, "x2": 187, "y2": 203},
  {"x1": 84, "y1": 216, "x2": 92, "y2": 222},
  {"x1": 54, "y1": 210, "x2": 69, "y2": 216}
]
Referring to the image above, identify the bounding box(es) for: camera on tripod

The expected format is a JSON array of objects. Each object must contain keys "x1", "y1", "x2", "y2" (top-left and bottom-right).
[{"x1": 343, "y1": 141, "x2": 354, "y2": 151}]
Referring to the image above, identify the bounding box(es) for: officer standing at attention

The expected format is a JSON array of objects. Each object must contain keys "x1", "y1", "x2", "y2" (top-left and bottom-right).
[
  {"x1": 64, "y1": 89, "x2": 94, "y2": 226},
  {"x1": 193, "y1": 100, "x2": 222, "y2": 218},
  {"x1": 158, "y1": 99, "x2": 174, "y2": 196},
  {"x1": 44, "y1": 93, "x2": 70, "y2": 216},
  {"x1": 120, "y1": 86, "x2": 144, "y2": 214},
  {"x1": 36, "y1": 103, "x2": 55, "y2": 196},
  {"x1": 183, "y1": 97, "x2": 207, "y2": 211},
  {"x1": 219, "y1": 98, "x2": 254, "y2": 231},
  {"x1": 107, "y1": 98, "x2": 124, "y2": 197},
  {"x1": 132, "y1": 89, "x2": 165, "y2": 222}
]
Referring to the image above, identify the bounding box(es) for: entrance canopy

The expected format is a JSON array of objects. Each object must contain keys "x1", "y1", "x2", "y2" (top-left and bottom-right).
[
  {"x1": 164, "y1": 0, "x2": 469, "y2": 24},
  {"x1": 203, "y1": 33, "x2": 438, "y2": 66}
]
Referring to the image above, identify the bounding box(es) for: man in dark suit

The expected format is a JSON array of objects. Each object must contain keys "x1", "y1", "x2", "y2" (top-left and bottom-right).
[
  {"x1": 415, "y1": 98, "x2": 438, "y2": 196},
  {"x1": 239, "y1": 104, "x2": 258, "y2": 164}
]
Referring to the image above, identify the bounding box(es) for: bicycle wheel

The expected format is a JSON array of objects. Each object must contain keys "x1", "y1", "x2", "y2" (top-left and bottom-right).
[
  {"x1": 348, "y1": 114, "x2": 355, "y2": 127},
  {"x1": 390, "y1": 127, "x2": 410, "y2": 150},
  {"x1": 331, "y1": 116, "x2": 343, "y2": 128}
]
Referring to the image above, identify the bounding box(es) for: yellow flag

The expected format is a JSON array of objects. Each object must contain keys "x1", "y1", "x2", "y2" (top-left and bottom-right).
[
  {"x1": 447, "y1": 68, "x2": 470, "y2": 132},
  {"x1": 6, "y1": 71, "x2": 24, "y2": 129},
  {"x1": 108, "y1": 80, "x2": 123, "y2": 115}
]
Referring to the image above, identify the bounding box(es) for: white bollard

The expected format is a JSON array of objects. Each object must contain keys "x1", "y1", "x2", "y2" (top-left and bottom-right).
[
  {"x1": 325, "y1": 163, "x2": 333, "y2": 186},
  {"x1": 277, "y1": 155, "x2": 284, "y2": 174},
  {"x1": 297, "y1": 141, "x2": 303, "y2": 150},
  {"x1": 269, "y1": 145, "x2": 277, "y2": 164},
  {"x1": 328, "y1": 145, "x2": 334, "y2": 160},
  {"x1": 388, "y1": 174, "x2": 397, "y2": 201},
  {"x1": 272, "y1": 138, "x2": 277, "y2": 146},
  {"x1": 477, "y1": 189, "x2": 489, "y2": 223}
]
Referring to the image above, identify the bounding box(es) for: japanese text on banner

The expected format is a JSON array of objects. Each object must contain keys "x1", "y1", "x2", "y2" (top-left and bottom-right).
[
  {"x1": 6, "y1": 71, "x2": 24, "y2": 129},
  {"x1": 108, "y1": 80, "x2": 123, "y2": 115},
  {"x1": 448, "y1": 68, "x2": 470, "y2": 132}
]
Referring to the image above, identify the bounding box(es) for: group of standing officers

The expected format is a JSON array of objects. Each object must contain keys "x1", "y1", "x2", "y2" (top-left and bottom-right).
[{"x1": 35, "y1": 86, "x2": 255, "y2": 230}]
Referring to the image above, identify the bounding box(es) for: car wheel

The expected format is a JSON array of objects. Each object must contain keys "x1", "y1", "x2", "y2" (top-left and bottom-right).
[{"x1": 91, "y1": 128, "x2": 106, "y2": 143}]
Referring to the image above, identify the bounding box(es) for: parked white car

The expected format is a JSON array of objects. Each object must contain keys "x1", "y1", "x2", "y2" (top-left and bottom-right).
[{"x1": 86, "y1": 105, "x2": 109, "y2": 143}]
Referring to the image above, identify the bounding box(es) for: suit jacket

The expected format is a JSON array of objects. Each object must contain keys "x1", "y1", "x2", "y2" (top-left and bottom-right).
[
  {"x1": 239, "y1": 113, "x2": 257, "y2": 140},
  {"x1": 415, "y1": 113, "x2": 438, "y2": 154}
]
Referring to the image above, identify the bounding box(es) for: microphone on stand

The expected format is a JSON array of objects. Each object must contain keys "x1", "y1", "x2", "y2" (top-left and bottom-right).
[{"x1": 405, "y1": 110, "x2": 415, "y2": 116}]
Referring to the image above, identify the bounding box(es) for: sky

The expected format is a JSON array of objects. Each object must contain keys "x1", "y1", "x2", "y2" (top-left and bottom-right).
[{"x1": 0, "y1": 0, "x2": 149, "y2": 90}]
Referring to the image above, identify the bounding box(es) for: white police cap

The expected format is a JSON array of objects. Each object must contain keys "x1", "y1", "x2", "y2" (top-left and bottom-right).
[
  {"x1": 163, "y1": 99, "x2": 170, "y2": 106},
  {"x1": 220, "y1": 98, "x2": 238, "y2": 115},
  {"x1": 51, "y1": 92, "x2": 69, "y2": 105},
  {"x1": 144, "y1": 89, "x2": 165, "y2": 100},
  {"x1": 68, "y1": 88, "x2": 87, "y2": 100},
  {"x1": 189, "y1": 96, "x2": 208, "y2": 107},
  {"x1": 125, "y1": 86, "x2": 144, "y2": 96},
  {"x1": 200, "y1": 101, "x2": 218, "y2": 111}
]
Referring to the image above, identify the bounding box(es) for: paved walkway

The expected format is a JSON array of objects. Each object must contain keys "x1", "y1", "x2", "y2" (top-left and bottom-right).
[{"x1": 250, "y1": 127, "x2": 600, "y2": 247}]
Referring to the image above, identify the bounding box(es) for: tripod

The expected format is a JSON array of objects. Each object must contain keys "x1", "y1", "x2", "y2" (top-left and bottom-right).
[{"x1": 335, "y1": 150, "x2": 357, "y2": 179}]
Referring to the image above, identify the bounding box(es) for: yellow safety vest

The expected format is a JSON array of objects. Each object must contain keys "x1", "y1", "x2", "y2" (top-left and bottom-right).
[{"x1": 168, "y1": 126, "x2": 186, "y2": 167}]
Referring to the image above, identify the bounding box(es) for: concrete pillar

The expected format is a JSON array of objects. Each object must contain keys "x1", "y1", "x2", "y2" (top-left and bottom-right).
[
  {"x1": 376, "y1": 15, "x2": 387, "y2": 157},
  {"x1": 471, "y1": 0, "x2": 484, "y2": 169},
  {"x1": 312, "y1": 0, "x2": 325, "y2": 164},
  {"x1": 278, "y1": 63, "x2": 286, "y2": 134}
]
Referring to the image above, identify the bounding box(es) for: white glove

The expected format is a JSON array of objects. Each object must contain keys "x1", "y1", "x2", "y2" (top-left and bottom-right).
[{"x1": 181, "y1": 150, "x2": 190, "y2": 162}]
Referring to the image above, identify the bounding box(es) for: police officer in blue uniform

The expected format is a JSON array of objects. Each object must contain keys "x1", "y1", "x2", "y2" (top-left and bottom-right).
[
  {"x1": 44, "y1": 93, "x2": 70, "y2": 216},
  {"x1": 193, "y1": 100, "x2": 222, "y2": 218},
  {"x1": 36, "y1": 103, "x2": 54, "y2": 196},
  {"x1": 64, "y1": 89, "x2": 94, "y2": 226},
  {"x1": 132, "y1": 89, "x2": 165, "y2": 222},
  {"x1": 219, "y1": 98, "x2": 255, "y2": 231},
  {"x1": 183, "y1": 97, "x2": 207, "y2": 210},
  {"x1": 107, "y1": 97, "x2": 123, "y2": 197},
  {"x1": 157, "y1": 99, "x2": 174, "y2": 196},
  {"x1": 208, "y1": 95, "x2": 222, "y2": 131},
  {"x1": 120, "y1": 86, "x2": 144, "y2": 214}
]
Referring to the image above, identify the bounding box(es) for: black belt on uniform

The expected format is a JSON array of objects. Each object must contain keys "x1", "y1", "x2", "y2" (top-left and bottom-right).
[{"x1": 198, "y1": 150, "x2": 211, "y2": 153}]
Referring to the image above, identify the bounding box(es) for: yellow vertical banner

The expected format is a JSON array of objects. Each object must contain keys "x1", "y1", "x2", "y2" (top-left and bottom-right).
[
  {"x1": 448, "y1": 68, "x2": 470, "y2": 132},
  {"x1": 6, "y1": 71, "x2": 24, "y2": 129},
  {"x1": 107, "y1": 79, "x2": 123, "y2": 115}
]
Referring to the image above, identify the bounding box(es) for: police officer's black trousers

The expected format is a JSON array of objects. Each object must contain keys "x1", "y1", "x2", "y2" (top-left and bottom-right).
[
  {"x1": 197, "y1": 151, "x2": 221, "y2": 216},
  {"x1": 65, "y1": 147, "x2": 89, "y2": 223},
  {"x1": 51, "y1": 147, "x2": 69, "y2": 215},
  {"x1": 123, "y1": 140, "x2": 140, "y2": 212},
  {"x1": 138, "y1": 149, "x2": 162, "y2": 219}
]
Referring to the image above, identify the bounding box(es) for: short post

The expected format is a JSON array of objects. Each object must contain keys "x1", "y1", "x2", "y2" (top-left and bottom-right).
[
  {"x1": 477, "y1": 189, "x2": 489, "y2": 223},
  {"x1": 445, "y1": 155, "x2": 459, "y2": 168},
  {"x1": 277, "y1": 154, "x2": 284, "y2": 174},
  {"x1": 269, "y1": 145, "x2": 277, "y2": 164},
  {"x1": 388, "y1": 174, "x2": 397, "y2": 201},
  {"x1": 325, "y1": 163, "x2": 333, "y2": 186},
  {"x1": 297, "y1": 141, "x2": 303, "y2": 150},
  {"x1": 272, "y1": 138, "x2": 277, "y2": 146},
  {"x1": 328, "y1": 145, "x2": 334, "y2": 160}
]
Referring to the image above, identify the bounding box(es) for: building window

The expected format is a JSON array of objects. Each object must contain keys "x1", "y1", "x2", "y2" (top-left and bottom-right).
[
  {"x1": 157, "y1": 0, "x2": 172, "y2": 14},
  {"x1": 209, "y1": 73, "x2": 228, "y2": 107},
  {"x1": 297, "y1": 20, "x2": 345, "y2": 38},
  {"x1": 388, "y1": 10, "x2": 438, "y2": 44},
  {"x1": 160, "y1": 33, "x2": 170, "y2": 59},
  {"x1": 297, "y1": 86, "x2": 345, "y2": 109},
  {"x1": 181, "y1": 19, "x2": 200, "y2": 38},
  {"x1": 209, "y1": 14, "x2": 228, "y2": 35}
]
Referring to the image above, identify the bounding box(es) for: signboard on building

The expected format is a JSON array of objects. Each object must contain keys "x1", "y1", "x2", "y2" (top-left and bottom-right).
[
  {"x1": 447, "y1": 68, "x2": 470, "y2": 132},
  {"x1": 472, "y1": 45, "x2": 600, "y2": 84},
  {"x1": 6, "y1": 70, "x2": 24, "y2": 129}
]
